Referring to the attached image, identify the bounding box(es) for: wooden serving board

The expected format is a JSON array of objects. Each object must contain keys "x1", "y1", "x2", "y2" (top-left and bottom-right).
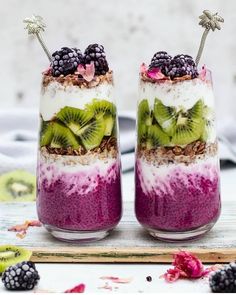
[{"x1": 1, "y1": 202, "x2": 236, "y2": 263}]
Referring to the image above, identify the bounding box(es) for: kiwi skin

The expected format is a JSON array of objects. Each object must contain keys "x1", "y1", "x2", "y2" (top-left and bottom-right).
[
  {"x1": 0, "y1": 170, "x2": 36, "y2": 202},
  {"x1": 0, "y1": 245, "x2": 32, "y2": 274}
]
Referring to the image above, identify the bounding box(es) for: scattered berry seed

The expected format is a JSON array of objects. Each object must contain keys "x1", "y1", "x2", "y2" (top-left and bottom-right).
[{"x1": 146, "y1": 276, "x2": 152, "y2": 282}]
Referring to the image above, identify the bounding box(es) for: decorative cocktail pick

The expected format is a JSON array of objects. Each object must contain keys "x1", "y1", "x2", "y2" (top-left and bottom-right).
[
  {"x1": 23, "y1": 15, "x2": 52, "y2": 62},
  {"x1": 195, "y1": 10, "x2": 224, "y2": 66}
]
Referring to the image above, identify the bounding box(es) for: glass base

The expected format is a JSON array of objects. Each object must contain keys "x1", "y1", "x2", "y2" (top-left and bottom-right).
[
  {"x1": 44, "y1": 224, "x2": 110, "y2": 243},
  {"x1": 146, "y1": 222, "x2": 215, "y2": 242}
]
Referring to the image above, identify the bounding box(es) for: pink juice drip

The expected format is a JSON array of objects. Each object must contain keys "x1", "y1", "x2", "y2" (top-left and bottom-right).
[
  {"x1": 37, "y1": 160, "x2": 122, "y2": 231},
  {"x1": 135, "y1": 160, "x2": 221, "y2": 231}
]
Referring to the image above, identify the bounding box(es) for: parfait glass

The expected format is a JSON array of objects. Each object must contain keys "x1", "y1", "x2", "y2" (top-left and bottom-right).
[
  {"x1": 37, "y1": 70, "x2": 122, "y2": 242},
  {"x1": 135, "y1": 70, "x2": 221, "y2": 241}
]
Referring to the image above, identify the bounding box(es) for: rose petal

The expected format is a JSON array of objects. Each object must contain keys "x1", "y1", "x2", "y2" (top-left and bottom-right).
[
  {"x1": 64, "y1": 283, "x2": 85, "y2": 293},
  {"x1": 199, "y1": 65, "x2": 207, "y2": 81},
  {"x1": 77, "y1": 62, "x2": 95, "y2": 82},
  {"x1": 140, "y1": 63, "x2": 148, "y2": 74},
  {"x1": 163, "y1": 268, "x2": 181, "y2": 283},
  {"x1": 147, "y1": 68, "x2": 165, "y2": 80}
]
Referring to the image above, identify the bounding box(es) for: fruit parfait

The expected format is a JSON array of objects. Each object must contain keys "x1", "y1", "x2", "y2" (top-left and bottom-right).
[
  {"x1": 24, "y1": 17, "x2": 122, "y2": 242},
  {"x1": 135, "y1": 10, "x2": 224, "y2": 241}
]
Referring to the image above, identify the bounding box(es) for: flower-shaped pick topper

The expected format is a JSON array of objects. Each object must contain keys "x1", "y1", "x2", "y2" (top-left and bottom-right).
[
  {"x1": 23, "y1": 15, "x2": 52, "y2": 62},
  {"x1": 195, "y1": 10, "x2": 224, "y2": 66}
]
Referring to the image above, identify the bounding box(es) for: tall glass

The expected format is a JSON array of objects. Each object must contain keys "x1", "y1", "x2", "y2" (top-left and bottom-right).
[
  {"x1": 135, "y1": 71, "x2": 221, "y2": 241},
  {"x1": 37, "y1": 71, "x2": 122, "y2": 242}
]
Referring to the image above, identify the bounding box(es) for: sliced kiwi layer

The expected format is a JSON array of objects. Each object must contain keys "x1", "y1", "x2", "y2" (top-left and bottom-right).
[
  {"x1": 201, "y1": 105, "x2": 216, "y2": 142},
  {"x1": 0, "y1": 245, "x2": 32, "y2": 274},
  {"x1": 137, "y1": 98, "x2": 209, "y2": 148},
  {"x1": 40, "y1": 100, "x2": 117, "y2": 152},
  {"x1": 0, "y1": 170, "x2": 36, "y2": 202}
]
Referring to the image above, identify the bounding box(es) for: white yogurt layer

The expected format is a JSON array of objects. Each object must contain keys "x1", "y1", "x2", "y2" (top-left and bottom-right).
[
  {"x1": 41, "y1": 81, "x2": 114, "y2": 121},
  {"x1": 136, "y1": 155, "x2": 220, "y2": 196},
  {"x1": 139, "y1": 78, "x2": 215, "y2": 111}
]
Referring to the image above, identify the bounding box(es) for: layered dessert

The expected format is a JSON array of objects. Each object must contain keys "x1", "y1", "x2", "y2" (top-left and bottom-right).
[
  {"x1": 37, "y1": 45, "x2": 122, "y2": 241},
  {"x1": 135, "y1": 52, "x2": 221, "y2": 241}
]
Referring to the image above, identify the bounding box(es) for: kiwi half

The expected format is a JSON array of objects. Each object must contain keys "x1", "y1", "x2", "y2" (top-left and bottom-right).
[
  {"x1": 137, "y1": 99, "x2": 152, "y2": 143},
  {"x1": 153, "y1": 98, "x2": 177, "y2": 136},
  {"x1": 0, "y1": 170, "x2": 36, "y2": 202},
  {"x1": 57, "y1": 106, "x2": 93, "y2": 136},
  {"x1": 171, "y1": 99, "x2": 204, "y2": 145},
  {"x1": 50, "y1": 122, "x2": 80, "y2": 149},
  {"x1": 78, "y1": 117, "x2": 105, "y2": 150},
  {"x1": 146, "y1": 125, "x2": 170, "y2": 149},
  {"x1": 0, "y1": 245, "x2": 32, "y2": 274}
]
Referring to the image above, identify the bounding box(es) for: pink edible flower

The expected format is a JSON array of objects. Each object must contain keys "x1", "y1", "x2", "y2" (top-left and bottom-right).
[
  {"x1": 162, "y1": 251, "x2": 215, "y2": 283},
  {"x1": 77, "y1": 62, "x2": 95, "y2": 82},
  {"x1": 147, "y1": 67, "x2": 165, "y2": 80},
  {"x1": 140, "y1": 63, "x2": 148, "y2": 74},
  {"x1": 64, "y1": 283, "x2": 85, "y2": 293},
  {"x1": 199, "y1": 64, "x2": 207, "y2": 81}
]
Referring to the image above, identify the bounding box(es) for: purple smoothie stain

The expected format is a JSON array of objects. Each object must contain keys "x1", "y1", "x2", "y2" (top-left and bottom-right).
[
  {"x1": 135, "y1": 160, "x2": 221, "y2": 231},
  {"x1": 37, "y1": 160, "x2": 122, "y2": 231}
]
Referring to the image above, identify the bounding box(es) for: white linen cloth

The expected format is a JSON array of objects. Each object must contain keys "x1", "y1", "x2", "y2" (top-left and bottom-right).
[{"x1": 0, "y1": 109, "x2": 234, "y2": 174}]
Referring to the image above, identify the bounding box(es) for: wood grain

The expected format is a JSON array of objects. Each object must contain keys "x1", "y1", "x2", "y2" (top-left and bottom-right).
[{"x1": 1, "y1": 202, "x2": 236, "y2": 263}]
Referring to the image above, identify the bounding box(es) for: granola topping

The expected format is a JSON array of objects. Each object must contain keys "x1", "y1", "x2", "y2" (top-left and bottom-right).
[
  {"x1": 42, "y1": 70, "x2": 113, "y2": 89},
  {"x1": 137, "y1": 141, "x2": 218, "y2": 166}
]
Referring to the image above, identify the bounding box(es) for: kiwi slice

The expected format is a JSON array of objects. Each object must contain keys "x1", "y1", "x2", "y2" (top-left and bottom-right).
[
  {"x1": 153, "y1": 98, "x2": 177, "y2": 136},
  {"x1": 146, "y1": 125, "x2": 170, "y2": 149},
  {"x1": 137, "y1": 99, "x2": 152, "y2": 143},
  {"x1": 50, "y1": 122, "x2": 80, "y2": 149},
  {"x1": 171, "y1": 100, "x2": 204, "y2": 146},
  {"x1": 0, "y1": 170, "x2": 36, "y2": 202},
  {"x1": 86, "y1": 99, "x2": 116, "y2": 118},
  {"x1": 78, "y1": 117, "x2": 105, "y2": 150},
  {"x1": 40, "y1": 121, "x2": 53, "y2": 147},
  {"x1": 57, "y1": 106, "x2": 93, "y2": 136},
  {"x1": 201, "y1": 106, "x2": 216, "y2": 141},
  {"x1": 0, "y1": 245, "x2": 32, "y2": 274},
  {"x1": 103, "y1": 114, "x2": 114, "y2": 136}
]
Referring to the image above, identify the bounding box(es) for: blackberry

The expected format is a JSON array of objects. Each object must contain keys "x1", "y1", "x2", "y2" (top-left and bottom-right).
[
  {"x1": 209, "y1": 262, "x2": 236, "y2": 293},
  {"x1": 51, "y1": 47, "x2": 83, "y2": 77},
  {"x1": 84, "y1": 44, "x2": 109, "y2": 75},
  {"x1": 149, "y1": 51, "x2": 172, "y2": 76},
  {"x1": 167, "y1": 54, "x2": 198, "y2": 80},
  {"x1": 2, "y1": 261, "x2": 40, "y2": 291}
]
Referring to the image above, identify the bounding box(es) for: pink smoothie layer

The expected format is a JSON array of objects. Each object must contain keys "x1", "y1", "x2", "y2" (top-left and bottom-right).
[
  {"x1": 135, "y1": 159, "x2": 221, "y2": 231},
  {"x1": 37, "y1": 160, "x2": 122, "y2": 231}
]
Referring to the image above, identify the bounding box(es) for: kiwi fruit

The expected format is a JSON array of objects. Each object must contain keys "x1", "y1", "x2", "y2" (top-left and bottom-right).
[
  {"x1": 78, "y1": 117, "x2": 105, "y2": 150},
  {"x1": 0, "y1": 245, "x2": 32, "y2": 274},
  {"x1": 153, "y1": 98, "x2": 177, "y2": 136},
  {"x1": 57, "y1": 106, "x2": 93, "y2": 136},
  {"x1": 103, "y1": 114, "x2": 114, "y2": 136},
  {"x1": 86, "y1": 99, "x2": 116, "y2": 118},
  {"x1": 50, "y1": 122, "x2": 80, "y2": 149},
  {"x1": 171, "y1": 99, "x2": 204, "y2": 145},
  {"x1": 40, "y1": 121, "x2": 53, "y2": 147},
  {"x1": 201, "y1": 106, "x2": 216, "y2": 142},
  {"x1": 137, "y1": 99, "x2": 152, "y2": 143},
  {"x1": 146, "y1": 124, "x2": 170, "y2": 149},
  {"x1": 0, "y1": 170, "x2": 36, "y2": 202}
]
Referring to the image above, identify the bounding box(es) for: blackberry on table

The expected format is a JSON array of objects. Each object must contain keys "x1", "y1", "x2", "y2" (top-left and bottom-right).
[
  {"x1": 149, "y1": 51, "x2": 172, "y2": 76},
  {"x1": 209, "y1": 262, "x2": 236, "y2": 293},
  {"x1": 84, "y1": 43, "x2": 109, "y2": 75},
  {"x1": 2, "y1": 261, "x2": 40, "y2": 291},
  {"x1": 51, "y1": 47, "x2": 83, "y2": 77},
  {"x1": 167, "y1": 54, "x2": 198, "y2": 80}
]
